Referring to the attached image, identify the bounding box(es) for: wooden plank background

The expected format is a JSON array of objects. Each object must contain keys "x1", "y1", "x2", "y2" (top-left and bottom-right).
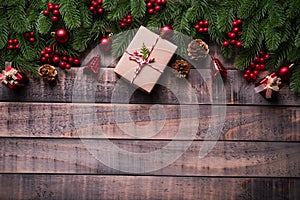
[{"x1": 0, "y1": 45, "x2": 299, "y2": 199}]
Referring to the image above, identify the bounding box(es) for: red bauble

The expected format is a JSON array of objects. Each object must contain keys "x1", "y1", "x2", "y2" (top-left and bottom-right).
[
  {"x1": 160, "y1": 25, "x2": 173, "y2": 39},
  {"x1": 55, "y1": 28, "x2": 70, "y2": 43},
  {"x1": 277, "y1": 66, "x2": 292, "y2": 80},
  {"x1": 99, "y1": 37, "x2": 111, "y2": 52}
]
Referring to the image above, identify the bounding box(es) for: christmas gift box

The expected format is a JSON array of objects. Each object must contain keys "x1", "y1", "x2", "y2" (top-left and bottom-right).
[
  {"x1": 0, "y1": 64, "x2": 28, "y2": 90},
  {"x1": 254, "y1": 72, "x2": 283, "y2": 99},
  {"x1": 114, "y1": 26, "x2": 177, "y2": 93}
]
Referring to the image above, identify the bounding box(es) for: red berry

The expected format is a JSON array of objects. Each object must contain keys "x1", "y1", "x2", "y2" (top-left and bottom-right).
[
  {"x1": 236, "y1": 41, "x2": 243, "y2": 47},
  {"x1": 253, "y1": 70, "x2": 259, "y2": 76},
  {"x1": 8, "y1": 45, "x2": 14, "y2": 50},
  {"x1": 199, "y1": 21, "x2": 204, "y2": 26},
  {"x1": 59, "y1": 61, "x2": 66, "y2": 68},
  {"x1": 236, "y1": 19, "x2": 243, "y2": 25},
  {"x1": 45, "y1": 47, "x2": 52, "y2": 53},
  {"x1": 62, "y1": 56, "x2": 68, "y2": 61},
  {"x1": 52, "y1": 56, "x2": 60, "y2": 63},
  {"x1": 198, "y1": 28, "x2": 204, "y2": 33},
  {"x1": 264, "y1": 54, "x2": 270, "y2": 60},
  {"x1": 91, "y1": 1, "x2": 98, "y2": 7},
  {"x1": 232, "y1": 21, "x2": 238, "y2": 27},
  {"x1": 127, "y1": 14, "x2": 131, "y2": 19},
  {"x1": 54, "y1": 4, "x2": 60, "y2": 10},
  {"x1": 120, "y1": 22, "x2": 126, "y2": 29},
  {"x1": 73, "y1": 59, "x2": 80, "y2": 66},
  {"x1": 255, "y1": 56, "x2": 260, "y2": 63},
  {"x1": 194, "y1": 24, "x2": 200, "y2": 30},
  {"x1": 43, "y1": 10, "x2": 50, "y2": 16},
  {"x1": 250, "y1": 62, "x2": 256, "y2": 69},
  {"x1": 65, "y1": 63, "x2": 71, "y2": 69},
  {"x1": 41, "y1": 57, "x2": 47, "y2": 62},
  {"x1": 250, "y1": 73, "x2": 256, "y2": 80},
  {"x1": 52, "y1": 9, "x2": 60, "y2": 16},
  {"x1": 48, "y1": 3, "x2": 54, "y2": 11},
  {"x1": 29, "y1": 37, "x2": 35, "y2": 43},
  {"x1": 146, "y1": 2, "x2": 152, "y2": 8},
  {"x1": 222, "y1": 40, "x2": 230, "y2": 47},
  {"x1": 44, "y1": 53, "x2": 51, "y2": 58},
  {"x1": 203, "y1": 27, "x2": 208, "y2": 33},
  {"x1": 260, "y1": 64, "x2": 265, "y2": 70},
  {"x1": 89, "y1": 6, "x2": 95, "y2": 12},
  {"x1": 230, "y1": 39, "x2": 236, "y2": 45},
  {"x1": 51, "y1": 16, "x2": 59, "y2": 22},
  {"x1": 237, "y1": 31, "x2": 242, "y2": 37},
  {"x1": 259, "y1": 50, "x2": 265, "y2": 56},
  {"x1": 203, "y1": 20, "x2": 209, "y2": 26},
  {"x1": 13, "y1": 39, "x2": 19, "y2": 44},
  {"x1": 8, "y1": 39, "x2": 14, "y2": 45},
  {"x1": 243, "y1": 73, "x2": 249, "y2": 79},
  {"x1": 259, "y1": 57, "x2": 265, "y2": 63},
  {"x1": 15, "y1": 44, "x2": 20, "y2": 49},
  {"x1": 232, "y1": 27, "x2": 239, "y2": 33},
  {"x1": 245, "y1": 69, "x2": 251, "y2": 74},
  {"x1": 126, "y1": 18, "x2": 132, "y2": 24},
  {"x1": 156, "y1": 0, "x2": 162, "y2": 4},
  {"x1": 255, "y1": 64, "x2": 260, "y2": 70},
  {"x1": 161, "y1": 0, "x2": 166, "y2": 4},
  {"x1": 98, "y1": 8, "x2": 104, "y2": 14},
  {"x1": 30, "y1": 31, "x2": 35, "y2": 37},
  {"x1": 40, "y1": 50, "x2": 46, "y2": 56},
  {"x1": 122, "y1": 18, "x2": 127, "y2": 23},
  {"x1": 24, "y1": 32, "x2": 30, "y2": 38},
  {"x1": 155, "y1": 5, "x2": 161, "y2": 11},
  {"x1": 228, "y1": 32, "x2": 236, "y2": 39},
  {"x1": 150, "y1": 0, "x2": 156, "y2": 3},
  {"x1": 148, "y1": 8, "x2": 155, "y2": 15}
]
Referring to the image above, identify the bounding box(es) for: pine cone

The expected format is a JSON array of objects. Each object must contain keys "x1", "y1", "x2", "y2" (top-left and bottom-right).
[
  {"x1": 171, "y1": 60, "x2": 191, "y2": 78},
  {"x1": 187, "y1": 39, "x2": 209, "y2": 60},
  {"x1": 38, "y1": 64, "x2": 58, "y2": 83}
]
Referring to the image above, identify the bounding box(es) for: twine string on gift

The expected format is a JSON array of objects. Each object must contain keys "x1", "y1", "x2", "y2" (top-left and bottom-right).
[
  {"x1": 124, "y1": 37, "x2": 163, "y2": 83},
  {"x1": 254, "y1": 75, "x2": 282, "y2": 98}
]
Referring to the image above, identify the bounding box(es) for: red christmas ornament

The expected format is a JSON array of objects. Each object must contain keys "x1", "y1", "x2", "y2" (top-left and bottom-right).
[
  {"x1": 277, "y1": 64, "x2": 293, "y2": 80},
  {"x1": 54, "y1": 28, "x2": 69, "y2": 43},
  {"x1": 99, "y1": 37, "x2": 111, "y2": 52},
  {"x1": 160, "y1": 25, "x2": 173, "y2": 39}
]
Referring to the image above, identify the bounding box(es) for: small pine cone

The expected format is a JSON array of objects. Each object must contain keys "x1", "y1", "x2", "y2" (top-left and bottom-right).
[
  {"x1": 38, "y1": 64, "x2": 58, "y2": 83},
  {"x1": 171, "y1": 60, "x2": 191, "y2": 78},
  {"x1": 187, "y1": 39, "x2": 209, "y2": 60}
]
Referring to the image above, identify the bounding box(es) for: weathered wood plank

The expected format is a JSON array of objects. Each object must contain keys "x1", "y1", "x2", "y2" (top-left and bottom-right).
[
  {"x1": 0, "y1": 138, "x2": 299, "y2": 176},
  {"x1": 0, "y1": 174, "x2": 298, "y2": 200},
  {"x1": 1, "y1": 102, "x2": 299, "y2": 141},
  {"x1": 0, "y1": 68, "x2": 299, "y2": 105}
]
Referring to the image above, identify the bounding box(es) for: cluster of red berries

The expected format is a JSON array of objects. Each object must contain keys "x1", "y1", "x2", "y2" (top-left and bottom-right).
[
  {"x1": 24, "y1": 31, "x2": 35, "y2": 43},
  {"x1": 145, "y1": 0, "x2": 167, "y2": 15},
  {"x1": 40, "y1": 46, "x2": 80, "y2": 70},
  {"x1": 120, "y1": 15, "x2": 132, "y2": 29},
  {"x1": 243, "y1": 50, "x2": 270, "y2": 82},
  {"x1": 222, "y1": 19, "x2": 243, "y2": 48},
  {"x1": 194, "y1": 20, "x2": 209, "y2": 33},
  {"x1": 89, "y1": 0, "x2": 104, "y2": 15},
  {"x1": 43, "y1": 2, "x2": 60, "y2": 22},
  {"x1": 8, "y1": 38, "x2": 20, "y2": 50}
]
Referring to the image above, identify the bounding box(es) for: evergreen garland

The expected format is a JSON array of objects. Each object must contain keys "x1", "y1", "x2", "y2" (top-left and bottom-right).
[{"x1": 0, "y1": 0, "x2": 299, "y2": 92}]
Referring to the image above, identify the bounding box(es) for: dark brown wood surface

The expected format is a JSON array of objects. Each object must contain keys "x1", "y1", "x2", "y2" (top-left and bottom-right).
[{"x1": 0, "y1": 48, "x2": 299, "y2": 199}]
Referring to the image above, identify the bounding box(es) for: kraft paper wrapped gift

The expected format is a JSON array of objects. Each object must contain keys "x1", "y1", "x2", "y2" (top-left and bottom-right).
[{"x1": 114, "y1": 26, "x2": 177, "y2": 93}]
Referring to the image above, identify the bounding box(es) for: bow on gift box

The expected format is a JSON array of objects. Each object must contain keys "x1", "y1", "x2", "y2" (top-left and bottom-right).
[
  {"x1": 0, "y1": 66, "x2": 25, "y2": 89},
  {"x1": 124, "y1": 37, "x2": 163, "y2": 83},
  {"x1": 254, "y1": 75, "x2": 282, "y2": 99}
]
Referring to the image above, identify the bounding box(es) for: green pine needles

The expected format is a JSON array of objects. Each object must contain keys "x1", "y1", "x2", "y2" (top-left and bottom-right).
[{"x1": 0, "y1": 0, "x2": 299, "y2": 92}]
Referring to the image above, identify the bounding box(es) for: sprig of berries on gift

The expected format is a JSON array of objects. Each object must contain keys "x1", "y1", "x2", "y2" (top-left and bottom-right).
[
  {"x1": 120, "y1": 15, "x2": 132, "y2": 29},
  {"x1": 145, "y1": 0, "x2": 167, "y2": 15},
  {"x1": 43, "y1": 2, "x2": 60, "y2": 23},
  {"x1": 40, "y1": 46, "x2": 80, "y2": 70},
  {"x1": 89, "y1": 0, "x2": 104, "y2": 15},
  {"x1": 243, "y1": 50, "x2": 270, "y2": 82},
  {"x1": 222, "y1": 19, "x2": 243, "y2": 48},
  {"x1": 194, "y1": 20, "x2": 209, "y2": 33}
]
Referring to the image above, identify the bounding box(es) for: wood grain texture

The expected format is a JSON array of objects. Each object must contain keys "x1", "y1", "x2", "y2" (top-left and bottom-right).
[
  {"x1": 0, "y1": 174, "x2": 299, "y2": 200},
  {"x1": 0, "y1": 102, "x2": 299, "y2": 141},
  {"x1": 0, "y1": 138, "x2": 299, "y2": 176},
  {"x1": 0, "y1": 68, "x2": 299, "y2": 105}
]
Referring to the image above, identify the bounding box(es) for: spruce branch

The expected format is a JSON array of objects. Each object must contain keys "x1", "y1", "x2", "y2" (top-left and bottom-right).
[
  {"x1": 37, "y1": 13, "x2": 52, "y2": 34},
  {"x1": 0, "y1": 19, "x2": 9, "y2": 49},
  {"x1": 60, "y1": 0, "x2": 81, "y2": 30},
  {"x1": 130, "y1": 0, "x2": 146, "y2": 19}
]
